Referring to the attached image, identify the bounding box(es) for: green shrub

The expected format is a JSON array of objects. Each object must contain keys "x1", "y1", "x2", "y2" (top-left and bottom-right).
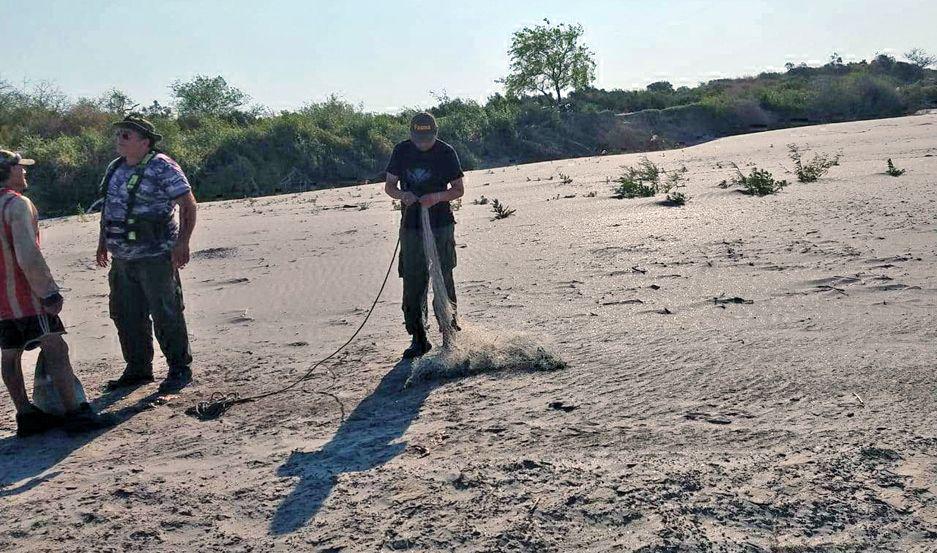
[
  {"x1": 758, "y1": 84, "x2": 813, "y2": 118},
  {"x1": 613, "y1": 176, "x2": 656, "y2": 199},
  {"x1": 727, "y1": 163, "x2": 789, "y2": 196},
  {"x1": 74, "y1": 202, "x2": 89, "y2": 222},
  {"x1": 885, "y1": 158, "x2": 905, "y2": 176},
  {"x1": 613, "y1": 157, "x2": 660, "y2": 198},
  {"x1": 612, "y1": 158, "x2": 690, "y2": 202},
  {"x1": 788, "y1": 144, "x2": 840, "y2": 183},
  {"x1": 661, "y1": 165, "x2": 687, "y2": 191},
  {"x1": 661, "y1": 165, "x2": 689, "y2": 205},
  {"x1": 490, "y1": 198, "x2": 516, "y2": 219},
  {"x1": 665, "y1": 189, "x2": 689, "y2": 205}
]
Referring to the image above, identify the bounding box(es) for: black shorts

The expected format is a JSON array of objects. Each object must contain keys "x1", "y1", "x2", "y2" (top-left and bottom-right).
[{"x1": 0, "y1": 314, "x2": 67, "y2": 351}]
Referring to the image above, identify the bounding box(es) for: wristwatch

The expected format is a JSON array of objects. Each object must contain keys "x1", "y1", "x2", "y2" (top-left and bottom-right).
[{"x1": 40, "y1": 292, "x2": 63, "y2": 307}]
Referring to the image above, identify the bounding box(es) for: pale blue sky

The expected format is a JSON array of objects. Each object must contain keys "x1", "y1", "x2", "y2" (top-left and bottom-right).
[{"x1": 1, "y1": 0, "x2": 935, "y2": 113}]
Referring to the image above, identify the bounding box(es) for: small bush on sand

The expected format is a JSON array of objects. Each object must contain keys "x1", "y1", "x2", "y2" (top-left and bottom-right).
[
  {"x1": 614, "y1": 158, "x2": 691, "y2": 204},
  {"x1": 491, "y1": 198, "x2": 516, "y2": 220},
  {"x1": 664, "y1": 166, "x2": 688, "y2": 189},
  {"x1": 665, "y1": 189, "x2": 689, "y2": 206},
  {"x1": 661, "y1": 166, "x2": 689, "y2": 205},
  {"x1": 885, "y1": 158, "x2": 905, "y2": 177},
  {"x1": 661, "y1": 167, "x2": 689, "y2": 197},
  {"x1": 558, "y1": 172, "x2": 573, "y2": 184},
  {"x1": 473, "y1": 195, "x2": 489, "y2": 205},
  {"x1": 634, "y1": 157, "x2": 662, "y2": 185},
  {"x1": 788, "y1": 144, "x2": 840, "y2": 183},
  {"x1": 613, "y1": 176, "x2": 656, "y2": 199},
  {"x1": 613, "y1": 157, "x2": 661, "y2": 198},
  {"x1": 74, "y1": 202, "x2": 89, "y2": 222},
  {"x1": 728, "y1": 162, "x2": 789, "y2": 196}
]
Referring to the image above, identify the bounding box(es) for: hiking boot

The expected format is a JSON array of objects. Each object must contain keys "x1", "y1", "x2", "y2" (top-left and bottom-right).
[
  {"x1": 402, "y1": 333, "x2": 432, "y2": 359},
  {"x1": 63, "y1": 402, "x2": 116, "y2": 433},
  {"x1": 105, "y1": 370, "x2": 154, "y2": 391},
  {"x1": 158, "y1": 367, "x2": 192, "y2": 394},
  {"x1": 15, "y1": 404, "x2": 64, "y2": 437}
]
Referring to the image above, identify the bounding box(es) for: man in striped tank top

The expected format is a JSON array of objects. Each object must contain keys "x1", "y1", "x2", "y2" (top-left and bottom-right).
[{"x1": 0, "y1": 150, "x2": 110, "y2": 437}]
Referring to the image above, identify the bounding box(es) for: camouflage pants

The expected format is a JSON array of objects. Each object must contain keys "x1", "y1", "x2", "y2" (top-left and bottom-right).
[
  {"x1": 399, "y1": 225, "x2": 457, "y2": 336},
  {"x1": 109, "y1": 254, "x2": 193, "y2": 376}
]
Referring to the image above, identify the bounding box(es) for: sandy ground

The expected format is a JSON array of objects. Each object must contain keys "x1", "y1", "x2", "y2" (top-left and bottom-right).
[{"x1": 1, "y1": 114, "x2": 936, "y2": 552}]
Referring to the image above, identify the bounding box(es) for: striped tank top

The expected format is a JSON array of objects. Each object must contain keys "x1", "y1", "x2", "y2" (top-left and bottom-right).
[{"x1": 0, "y1": 190, "x2": 45, "y2": 320}]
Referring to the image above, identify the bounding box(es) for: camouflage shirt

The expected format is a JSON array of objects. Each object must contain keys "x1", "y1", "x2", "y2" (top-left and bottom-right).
[{"x1": 103, "y1": 153, "x2": 191, "y2": 260}]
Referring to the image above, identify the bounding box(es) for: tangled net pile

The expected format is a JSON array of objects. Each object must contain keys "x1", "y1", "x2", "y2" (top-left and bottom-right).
[{"x1": 408, "y1": 208, "x2": 565, "y2": 386}]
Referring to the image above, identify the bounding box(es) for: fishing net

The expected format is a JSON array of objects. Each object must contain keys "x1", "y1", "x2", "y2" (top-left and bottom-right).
[{"x1": 408, "y1": 208, "x2": 565, "y2": 386}]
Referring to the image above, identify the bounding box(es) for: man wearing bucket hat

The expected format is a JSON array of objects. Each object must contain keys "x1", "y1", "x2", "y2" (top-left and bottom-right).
[
  {"x1": 95, "y1": 114, "x2": 198, "y2": 393},
  {"x1": 0, "y1": 150, "x2": 110, "y2": 436},
  {"x1": 384, "y1": 112, "x2": 465, "y2": 358}
]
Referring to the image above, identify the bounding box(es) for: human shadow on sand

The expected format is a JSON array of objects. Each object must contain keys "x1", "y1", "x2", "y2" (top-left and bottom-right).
[
  {"x1": 271, "y1": 358, "x2": 435, "y2": 535},
  {"x1": 0, "y1": 387, "x2": 161, "y2": 497}
]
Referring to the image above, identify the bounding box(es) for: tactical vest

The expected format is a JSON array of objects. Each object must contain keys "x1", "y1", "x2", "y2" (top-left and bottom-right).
[{"x1": 99, "y1": 151, "x2": 170, "y2": 243}]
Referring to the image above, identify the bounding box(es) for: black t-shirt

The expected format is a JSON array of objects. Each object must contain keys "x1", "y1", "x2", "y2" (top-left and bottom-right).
[{"x1": 386, "y1": 139, "x2": 464, "y2": 229}]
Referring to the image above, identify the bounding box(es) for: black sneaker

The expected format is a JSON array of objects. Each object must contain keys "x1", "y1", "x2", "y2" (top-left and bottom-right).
[
  {"x1": 16, "y1": 405, "x2": 64, "y2": 437},
  {"x1": 158, "y1": 367, "x2": 192, "y2": 394},
  {"x1": 402, "y1": 335, "x2": 432, "y2": 359},
  {"x1": 105, "y1": 371, "x2": 154, "y2": 391},
  {"x1": 63, "y1": 403, "x2": 116, "y2": 433}
]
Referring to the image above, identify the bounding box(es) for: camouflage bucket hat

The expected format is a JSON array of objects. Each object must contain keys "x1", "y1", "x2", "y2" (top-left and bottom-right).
[
  {"x1": 113, "y1": 114, "x2": 163, "y2": 143},
  {"x1": 0, "y1": 150, "x2": 36, "y2": 168}
]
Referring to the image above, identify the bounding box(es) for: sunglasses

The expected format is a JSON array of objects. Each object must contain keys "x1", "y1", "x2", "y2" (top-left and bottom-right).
[{"x1": 115, "y1": 130, "x2": 140, "y2": 140}]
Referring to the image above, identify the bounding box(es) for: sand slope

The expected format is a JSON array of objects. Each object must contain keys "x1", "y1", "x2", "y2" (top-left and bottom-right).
[{"x1": 2, "y1": 114, "x2": 936, "y2": 551}]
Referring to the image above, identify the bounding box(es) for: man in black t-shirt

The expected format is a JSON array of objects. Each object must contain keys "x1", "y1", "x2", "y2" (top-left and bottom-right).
[{"x1": 384, "y1": 112, "x2": 465, "y2": 358}]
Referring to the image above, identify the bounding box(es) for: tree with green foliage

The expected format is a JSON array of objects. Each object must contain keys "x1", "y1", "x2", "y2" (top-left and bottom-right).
[
  {"x1": 170, "y1": 75, "x2": 251, "y2": 118},
  {"x1": 502, "y1": 19, "x2": 596, "y2": 108},
  {"x1": 101, "y1": 88, "x2": 135, "y2": 115},
  {"x1": 140, "y1": 100, "x2": 173, "y2": 119},
  {"x1": 646, "y1": 81, "x2": 674, "y2": 94}
]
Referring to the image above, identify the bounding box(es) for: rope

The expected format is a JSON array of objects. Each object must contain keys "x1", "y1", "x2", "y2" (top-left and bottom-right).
[{"x1": 185, "y1": 236, "x2": 401, "y2": 421}]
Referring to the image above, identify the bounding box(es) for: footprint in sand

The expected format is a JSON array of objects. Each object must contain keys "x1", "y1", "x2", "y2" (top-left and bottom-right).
[
  {"x1": 193, "y1": 247, "x2": 238, "y2": 260},
  {"x1": 873, "y1": 282, "x2": 920, "y2": 292},
  {"x1": 226, "y1": 310, "x2": 254, "y2": 324},
  {"x1": 684, "y1": 409, "x2": 755, "y2": 425},
  {"x1": 209, "y1": 277, "x2": 251, "y2": 290}
]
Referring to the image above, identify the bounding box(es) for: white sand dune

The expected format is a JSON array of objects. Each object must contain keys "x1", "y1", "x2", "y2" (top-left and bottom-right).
[{"x1": 1, "y1": 114, "x2": 936, "y2": 551}]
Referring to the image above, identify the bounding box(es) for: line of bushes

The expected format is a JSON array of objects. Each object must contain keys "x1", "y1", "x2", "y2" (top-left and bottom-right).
[{"x1": 2, "y1": 54, "x2": 934, "y2": 216}]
